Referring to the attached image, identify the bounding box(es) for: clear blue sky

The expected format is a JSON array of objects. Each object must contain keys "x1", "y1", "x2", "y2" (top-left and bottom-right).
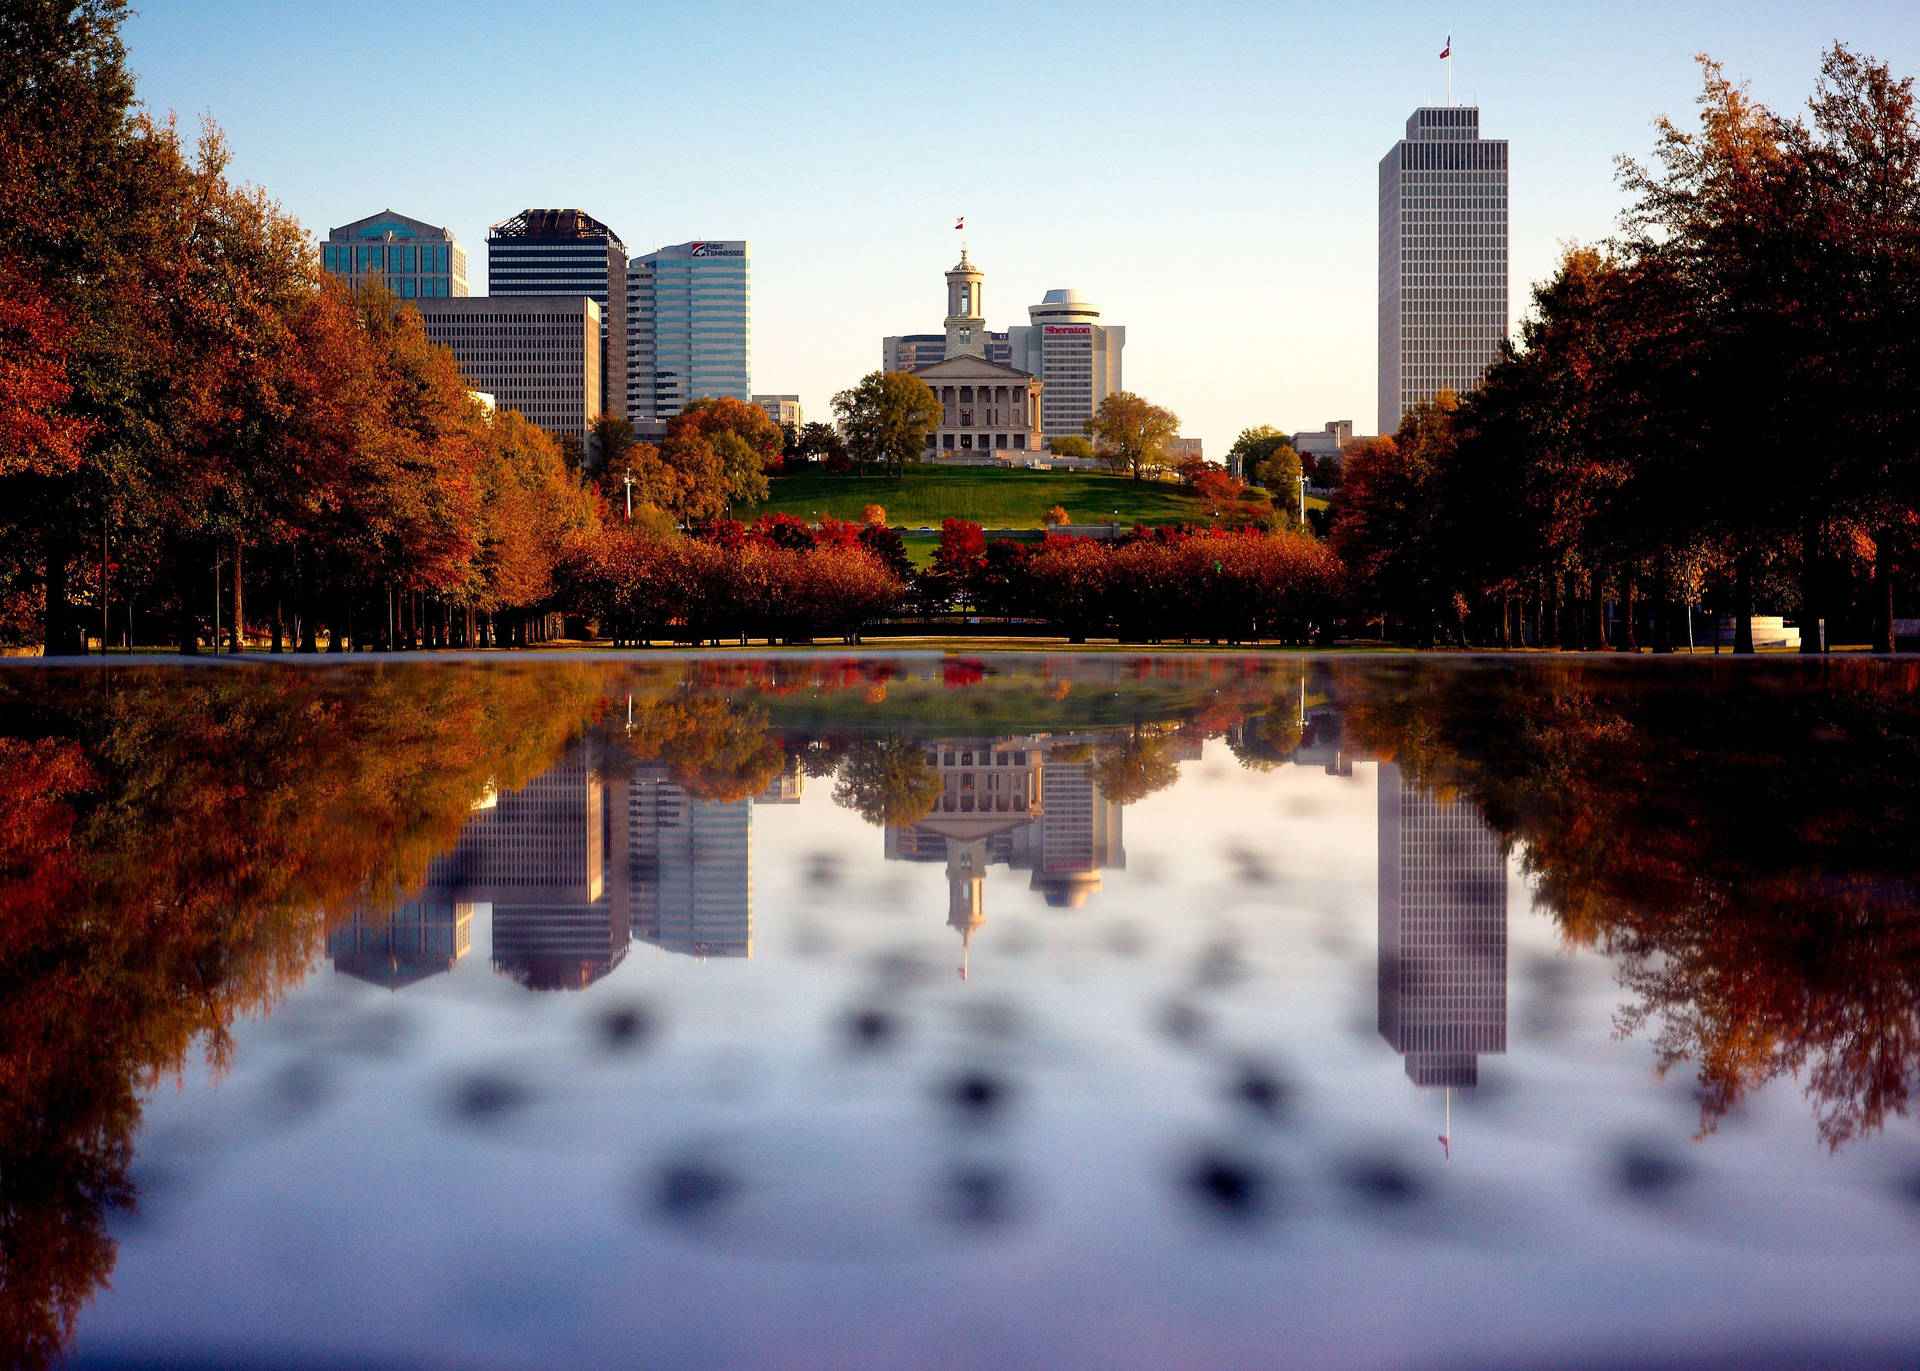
[{"x1": 125, "y1": 0, "x2": 1919, "y2": 452}]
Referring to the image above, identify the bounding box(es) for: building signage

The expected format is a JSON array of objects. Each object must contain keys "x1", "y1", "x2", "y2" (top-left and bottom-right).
[
  {"x1": 1044, "y1": 325, "x2": 1092, "y2": 335},
  {"x1": 689, "y1": 242, "x2": 746, "y2": 257}
]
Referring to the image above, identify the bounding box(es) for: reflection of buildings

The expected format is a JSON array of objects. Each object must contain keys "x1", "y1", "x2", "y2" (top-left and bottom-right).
[
  {"x1": 328, "y1": 900, "x2": 474, "y2": 990},
  {"x1": 883, "y1": 736, "x2": 1126, "y2": 976},
  {"x1": 612, "y1": 764, "x2": 753, "y2": 960},
  {"x1": 423, "y1": 752, "x2": 626, "y2": 991},
  {"x1": 1377, "y1": 764, "x2": 1508, "y2": 1087}
]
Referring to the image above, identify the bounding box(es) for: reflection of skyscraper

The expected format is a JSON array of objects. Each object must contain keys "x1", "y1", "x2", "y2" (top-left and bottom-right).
[
  {"x1": 328, "y1": 900, "x2": 473, "y2": 989},
  {"x1": 427, "y1": 752, "x2": 627, "y2": 991},
  {"x1": 613, "y1": 764, "x2": 752, "y2": 959},
  {"x1": 1024, "y1": 756, "x2": 1124, "y2": 908},
  {"x1": 1377, "y1": 763, "x2": 1507, "y2": 1087}
]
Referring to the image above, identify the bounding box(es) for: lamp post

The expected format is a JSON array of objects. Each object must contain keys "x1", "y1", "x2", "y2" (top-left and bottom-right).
[{"x1": 622, "y1": 471, "x2": 634, "y2": 521}]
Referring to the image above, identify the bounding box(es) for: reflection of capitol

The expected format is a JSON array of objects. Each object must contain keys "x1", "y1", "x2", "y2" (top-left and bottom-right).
[
  {"x1": 883, "y1": 736, "x2": 1125, "y2": 976},
  {"x1": 1376, "y1": 763, "x2": 1508, "y2": 1088},
  {"x1": 329, "y1": 744, "x2": 774, "y2": 991}
]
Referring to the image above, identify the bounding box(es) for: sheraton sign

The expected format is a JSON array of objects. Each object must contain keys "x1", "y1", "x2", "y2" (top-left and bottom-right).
[{"x1": 1044, "y1": 325, "x2": 1092, "y2": 336}]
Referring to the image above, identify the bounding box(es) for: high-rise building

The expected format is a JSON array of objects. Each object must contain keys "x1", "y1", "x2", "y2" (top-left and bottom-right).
[
  {"x1": 1376, "y1": 763, "x2": 1507, "y2": 1087},
  {"x1": 413, "y1": 296, "x2": 601, "y2": 439},
  {"x1": 488, "y1": 209, "x2": 627, "y2": 423},
  {"x1": 1378, "y1": 106, "x2": 1508, "y2": 437},
  {"x1": 322, "y1": 210, "x2": 467, "y2": 299},
  {"x1": 612, "y1": 764, "x2": 753, "y2": 959},
  {"x1": 625, "y1": 240, "x2": 751, "y2": 424},
  {"x1": 1007, "y1": 289, "x2": 1125, "y2": 443}
]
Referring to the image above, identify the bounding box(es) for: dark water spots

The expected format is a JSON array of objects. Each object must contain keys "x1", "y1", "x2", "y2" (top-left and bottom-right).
[
  {"x1": 939, "y1": 1164, "x2": 1023, "y2": 1230},
  {"x1": 1191, "y1": 937, "x2": 1250, "y2": 990},
  {"x1": 1224, "y1": 1060, "x2": 1290, "y2": 1123},
  {"x1": 1184, "y1": 1149, "x2": 1275, "y2": 1224},
  {"x1": 842, "y1": 1005, "x2": 900, "y2": 1051},
  {"x1": 446, "y1": 1073, "x2": 530, "y2": 1125},
  {"x1": 592, "y1": 1002, "x2": 655, "y2": 1054},
  {"x1": 1612, "y1": 1142, "x2": 1692, "y2": 1201},
  {"x1": 654, "y1": 1160, "x2": 741, "y2": 1223},
  {"x1": 940, "y1": 1071, "x2": 1013, "y2": 1128},
  {"x1": 1337, "y1": 1153, "x2": 1428, "y2": 1210},
  {"x1": 1157, "y1": 998, "x2": 1210, "y2": 1047},
  {"x1": 267, "y1": 1057, "x2": 333, "y2": 1119}
]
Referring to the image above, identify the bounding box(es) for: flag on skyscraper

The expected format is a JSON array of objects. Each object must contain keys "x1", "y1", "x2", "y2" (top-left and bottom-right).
[{"x1": 1439, "y1": 35, "x2": 1450, "y2": 58}]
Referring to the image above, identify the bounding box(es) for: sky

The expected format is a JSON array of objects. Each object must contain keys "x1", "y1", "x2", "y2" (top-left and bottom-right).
[{"x1": 124, "y1": 0, "x2": 1920, "y2": 453}]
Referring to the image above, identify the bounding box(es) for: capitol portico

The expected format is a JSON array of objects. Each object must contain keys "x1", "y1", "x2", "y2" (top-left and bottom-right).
[{"x1": 885, "y1": 249, "x2": 1044, "y2": 462}]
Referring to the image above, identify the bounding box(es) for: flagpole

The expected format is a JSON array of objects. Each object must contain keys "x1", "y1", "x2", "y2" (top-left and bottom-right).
[{"x1": 1448, "y1": 43, "x2": 1454, "y2": 107}]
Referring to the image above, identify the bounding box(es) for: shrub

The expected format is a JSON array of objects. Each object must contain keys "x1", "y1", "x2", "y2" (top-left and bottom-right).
[
  {"x1": 861, "y1": 504, "x2": 886, "y2": 526},
  {"x1": 1042, "y1": 505, "x2": 1069, "y2": 527}
]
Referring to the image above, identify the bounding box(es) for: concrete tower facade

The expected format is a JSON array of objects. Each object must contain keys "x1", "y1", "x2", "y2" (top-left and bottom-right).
[{"x1": 1378, "y1": 106, "x2": 1509, "y2": 436}]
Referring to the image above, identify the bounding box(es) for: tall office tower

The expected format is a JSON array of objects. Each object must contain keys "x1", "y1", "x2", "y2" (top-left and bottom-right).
[
  {"x1": 423, "y1": 752, "x2": 626, "y2": 991},
  {"x1": 1376, "y1": 763, "x2": 1507, "y2": 1087},
  {"x1": 321, "y1": 210, "x2": 468, "y2": 299},
  {"x1": 1007, "y1": 290, "x2": 1125, "y2": 443},
  {"x1": 613, "y1": 764, "x2": 752, "y2": 959},
  {"x1": 1378, "y1": 105, "x2": 1508, "y2": 437},
  {"x1": 488, "y1": 210, "x2": 626, "y2": 423},
  {"x1": 1030, "y1": 756, "x2": 1124, "y2": 907},
  {"x1": 624, "y1": 240, "x2": 751, "y2": 424},
  {"x1": 413, "y1": 296, "x2": 601, "y2": 439},
  {"x1": 752, "y1": 394, "x2": 803, "y2": 431},
  {"x1": 328, "y1": 899, "x2": 474, "y2": 990}
]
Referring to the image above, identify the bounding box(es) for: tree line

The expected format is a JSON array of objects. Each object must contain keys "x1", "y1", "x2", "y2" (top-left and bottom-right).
[
  {"x1": 1331, "y1": 47, "x2": 1920, "y2": 652},
  {"x1": 1, "y1": 1, "x2": 605, "y2": 654}
]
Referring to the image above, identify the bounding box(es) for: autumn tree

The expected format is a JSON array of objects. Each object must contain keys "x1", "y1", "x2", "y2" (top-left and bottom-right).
[
  {"x1": 832, "y1": 738, "x2": 943, "y2": 826},
  {"x1": 1084, "y1": 392, "x2": 1179, "y2": 481},
  {"x1": 833, "y1": 370, "x2": 942, "y2": 478}
]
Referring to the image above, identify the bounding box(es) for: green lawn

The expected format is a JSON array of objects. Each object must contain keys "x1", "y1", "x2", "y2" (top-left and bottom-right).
[{"x1": 739, "y1": 466, "x2": 1262, "y2": 530}]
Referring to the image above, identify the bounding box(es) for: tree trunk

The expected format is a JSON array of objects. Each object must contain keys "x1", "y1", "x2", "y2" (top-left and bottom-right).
[
  {"x1": 1618, "y1": 578, "x2": 1638, "y2": 652},
  {"x1": 1873, "y1": 530, "x2": 1896, "y2": 652},
  {"x1": 1734, "y1": 547, "x2": 1756, "y2": 655},
  {"x1": 270, "y1": 597, "x2": 284, "y2": 653},
  {"x1": 229, "y1": 539, "x2": 245, "y2": 653},
  {"x1": 1798, "y1": 510, "x2": 1824, "y2": 654},
  {"x1": 1589, "y1": 572, "x2": 1607, "y2": 651},
  {"x1": 42, "y1": 526, "x2": 76, "y2": 655}
]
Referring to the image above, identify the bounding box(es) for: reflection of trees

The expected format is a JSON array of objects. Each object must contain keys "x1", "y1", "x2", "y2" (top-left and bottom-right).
[
  {"x1": 1224, "y1": 709, "x2": 1305, "y2": 771},
  {"x1": 1089, "y1": 729, "x2": 1182, "y2": 806},
  {"x1": 0, "y1": 666, "x2": 603, "y2": 1371},
  {"x1": 607, "y1": 694, "x2": 786, "y2": 802},
  {"x1": 832, "y1": 739, "x2": 943, "y2": 827},
  {"x1": 1335, "y1": 659, "x2": 1920, "y2": 1148}
]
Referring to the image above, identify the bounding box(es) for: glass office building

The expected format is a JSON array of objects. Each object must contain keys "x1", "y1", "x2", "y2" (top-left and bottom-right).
[
  {"x1": 322, "y1": 210, "x2": 467, "y2": 299},
  {"x1": 625, "y1": 240, "x2": 750, "y2": 424}
]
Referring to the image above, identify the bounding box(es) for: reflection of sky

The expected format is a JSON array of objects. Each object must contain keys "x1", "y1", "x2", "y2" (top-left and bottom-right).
[{"x1": 88, "y1": 749, "x2": 1920, "y2": 1370}]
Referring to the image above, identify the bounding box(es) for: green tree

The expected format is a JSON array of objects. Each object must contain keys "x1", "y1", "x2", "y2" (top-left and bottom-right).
[
  {"x1": 832, "y1": 371, "x2": 941, "y2": 478},
  {"x1": 1228, "y1": 425, "x2": 1289, "y2": 482},
  {"x1": 587, "y1": 413, "x2": 636, "y2": 477},
  {"x1": 831, "y1": 738, "x2": 943, "y2": 825},
  {"x1": 1084, "y1": 392, "x2": 1178, "y2": 481},
  {"x1": 1048, "y1": 434, "x2": 1093, "y2": 459}
]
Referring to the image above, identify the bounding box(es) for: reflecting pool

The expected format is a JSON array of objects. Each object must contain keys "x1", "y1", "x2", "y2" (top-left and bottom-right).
[{"x1": 4, "y1": 654, "x2": 1919, "y2": 1370}]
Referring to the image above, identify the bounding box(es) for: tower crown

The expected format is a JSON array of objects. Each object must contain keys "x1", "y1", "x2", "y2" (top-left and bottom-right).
[{"x1": 943, "y1": 250, "x2": 986, "y2": 358}]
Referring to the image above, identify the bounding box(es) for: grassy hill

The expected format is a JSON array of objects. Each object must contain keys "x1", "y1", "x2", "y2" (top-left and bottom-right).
[{"x1": 739, "y1": 466, "x2": 1261, "y2": 530}]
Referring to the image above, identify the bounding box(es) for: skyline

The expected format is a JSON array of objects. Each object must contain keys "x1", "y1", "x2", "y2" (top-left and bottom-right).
[{"x1": 123, "y1": 1, "x2": 1920, "y2": 450}]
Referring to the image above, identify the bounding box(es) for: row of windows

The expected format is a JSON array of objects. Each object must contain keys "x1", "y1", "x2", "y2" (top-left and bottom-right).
[{"x1": 324, "y1": 243, "x2": 454, "y2": 273}]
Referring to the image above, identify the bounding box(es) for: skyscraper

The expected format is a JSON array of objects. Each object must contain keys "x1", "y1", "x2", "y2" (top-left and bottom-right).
[
  {"x1": 322, "y1": 210, "x2": 467, "y2": 299},
  {"x1": 625, "y1": 240, "x2": 751, "y2": 424},
  {"x1": 1378, "y1": 106, "x2": 1508, "y2": 436},
  {"x1": 488, "y1": 209, "x2": 627, "y2": 423},
  {"x1": 1007, "y1": 289, "x2": 1125, "y2": 444},
  {"x1": 1376, "y1": 763, "x2": 1507, "y2": 1087}
]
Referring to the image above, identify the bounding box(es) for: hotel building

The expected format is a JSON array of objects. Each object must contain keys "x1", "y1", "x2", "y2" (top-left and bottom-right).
[
  {"x1": 322, "y1": 210, "x2": 467, "y2": 299},
  {"x1": 1378, "y1": 106, "x2": 1509, "y2": 436},
  {"x1": 626, "y1": 240, "x2": 751, "y2": 424},
  {"x1": 1006, "y1": 289, "x2": 1125, "y2": 443}
]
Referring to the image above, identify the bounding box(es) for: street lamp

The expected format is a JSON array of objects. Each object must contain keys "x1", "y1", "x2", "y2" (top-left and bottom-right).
[{"x1": 621, "y1": 471, "x2": 635, "y2": 521}]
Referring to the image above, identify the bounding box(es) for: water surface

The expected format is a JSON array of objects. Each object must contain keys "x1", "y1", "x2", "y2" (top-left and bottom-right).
[{"x1": 4, "y1": 654, "x2": 1919, "y2": 1370}]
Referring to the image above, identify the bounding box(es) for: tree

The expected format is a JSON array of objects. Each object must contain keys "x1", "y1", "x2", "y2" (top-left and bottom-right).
[
  {"x1": 587, "y1": 413, "x2": 636, "y2": 477},
  {"x1": 832, "y1": 739, "x2": 943, "y2": 826},
  {"x1": 861, "y1": 504, "x2": 886, "y2": 526},
  {"x1": 1048, "y1": 434, "x2": 1093, "y2": 460},
  {"x1": 1228, "y1": 425, "x2": 1290, "y2": 482},
  {"x1": 1252, "y1": 445, "x2": 1303, "y2": 520},
  {"x1": 833, "y1": 370, "x2": 942, "y2": 478},
  {"x1": 792, "y1": 420, "x2": 847, "y2": 469},
  {"x1": 1084, "y1": 391, "x2": 1179, "y2": 481},
  {"x1": 1042, "y1": 505, "x2": 1069, "y2": 528}
]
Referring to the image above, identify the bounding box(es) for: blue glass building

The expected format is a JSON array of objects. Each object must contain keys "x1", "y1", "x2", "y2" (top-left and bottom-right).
[
  {"x1": 625, "y1": 240, "x2": 750, "y2": 423},
  {"x1": 321, "y1": 209, "x2": 467, "y2": 299}
]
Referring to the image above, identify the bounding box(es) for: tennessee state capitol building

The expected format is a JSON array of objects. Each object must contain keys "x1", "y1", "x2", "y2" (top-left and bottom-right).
[{"x1": 884, "y1": 249, "x2": 1124, "y2": 462}]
